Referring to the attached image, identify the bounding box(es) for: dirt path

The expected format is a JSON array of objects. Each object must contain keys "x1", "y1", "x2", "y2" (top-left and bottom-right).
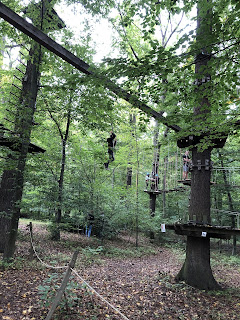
[{"x1": 0, "y1": 223, "x2": 239, "y2": 320}]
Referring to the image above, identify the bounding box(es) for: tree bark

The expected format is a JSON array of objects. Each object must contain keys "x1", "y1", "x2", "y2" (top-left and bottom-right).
[
  {"x1": 176, "y1": 149, "x2": 220, "y2": 289},
  {"x1": 176, "y1": 0, "x2": 221, "y2": 290},
  {"x1": 0, "y1": 169, "x2": 15, "y2": 252},
  {"x1": 2, "y1": 42, "x2": 42, "y2": 260},
  {"x1": 0, "y1": 0, "x2": 56, "y2": 259}
]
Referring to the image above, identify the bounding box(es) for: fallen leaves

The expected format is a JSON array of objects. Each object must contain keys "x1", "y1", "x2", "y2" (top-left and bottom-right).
[{"x1": 0, "y1": 223, "x2": 240, "y2": 319}]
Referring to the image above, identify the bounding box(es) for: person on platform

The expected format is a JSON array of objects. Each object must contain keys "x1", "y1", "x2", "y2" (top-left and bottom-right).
[
  {"x1": 145, "y1": 173, "x2": 150, "y2": 190},
  {"x1": 182, "y1": 150, "x2": 191, "y2": 180}
]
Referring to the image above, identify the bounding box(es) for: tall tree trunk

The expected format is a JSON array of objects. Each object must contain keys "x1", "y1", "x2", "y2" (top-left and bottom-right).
[
  {"x1": 176, "y1": 0, "x2": 220, "y2": 290},
  {"x1": 0, "y1": 0, "x2": 62, "y2": 259},
  {"x1": 2, "y1": 42, "x2": 42, "y2": 260},
  {"x1": 0, "y1": 168, "x2": 15, "y2": 252},
  {"x1": 177, "y1": 149, "x2": 220, "y2": 289}
]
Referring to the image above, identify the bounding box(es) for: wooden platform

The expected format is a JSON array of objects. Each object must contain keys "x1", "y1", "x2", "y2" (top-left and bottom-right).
[
  {"x1": 178, "y1": 179, "x2": 215, "y2": 186},
  {"x1": 144, "y1": 189, "x2": 167, "y2": 195},
  {"x1": 165, "y1": 222, "x2": 240, "y2": 239},
  {"x1": 178, "y1": 179, "x2": 191, "y2": 186},
  {"x1": 177, "y1": 134, "x2": 227, "y2": 149},
  {"x1": 144, "y1": 186, "x2": 186, "y2": 194}
]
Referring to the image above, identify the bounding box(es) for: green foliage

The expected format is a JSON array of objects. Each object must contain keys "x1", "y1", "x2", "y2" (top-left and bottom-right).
[
  {"x1": 102, "y1": 245, "x2": 157, "y2": 258},
  {"x1": 38, "y1": 273, "x2": 84, "y2": 316},
  {"x1": 212, "y1": 251, "x2": 240, "y2": 268},
  {"x1": 0, "y1": 256, "x2": 25, "y2": 270},
  {"x1": 1, "y1": 0, "x2": 240, "y2": 253}
]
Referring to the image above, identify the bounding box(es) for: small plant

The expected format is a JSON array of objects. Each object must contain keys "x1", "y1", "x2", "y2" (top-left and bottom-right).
[
  {"x1": 82, "y1": 246, "x2": 104, "y2": 256},
  {"x1": 38, "y1": 272, "x2": 83, "y2": 318},
  {"x1": 80, "y1": 246, "x2": 104, "y2": 266},
  {"x1": 103, "y1": 246, "x2": 157, "y2": 258},
  {"x1": 0, "y1": 256, "x2": 25, "y2": 270}
]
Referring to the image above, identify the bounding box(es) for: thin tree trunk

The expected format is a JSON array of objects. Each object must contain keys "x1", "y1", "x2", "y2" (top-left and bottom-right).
[
  {"x1": 50, "y1": 103, "x2": 72, "y2": 241},
  {"x1": 162, "y1": 156, "x2": 168, "y2": 217},
  {"x1": 149, "y1": 120, "x2": 161, "y2": 217},
  {"x1": 126, "y1": 114, "x2": 136, "y2": 188},
  {"x1": 219, "y1": 151, "x2": 236, "y2": 255},
  {"x1": 134, "y1": 117, "x2": 139, "y2": 248}
]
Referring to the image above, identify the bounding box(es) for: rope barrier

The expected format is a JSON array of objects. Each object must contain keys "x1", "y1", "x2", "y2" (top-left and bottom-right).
[
  {"x1": 71, "y1": 268, "x2": 130, "y2": 320},
  {"x1": 27, "y1": 224, "x2": 130, "y2": 320},
  {"x1": 28, "y1": 225, "x2": 68, "y2": 270}
]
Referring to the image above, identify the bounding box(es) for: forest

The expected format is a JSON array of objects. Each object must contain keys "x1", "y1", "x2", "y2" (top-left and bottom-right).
[{"x1": 0, "y1": 0, "x2": 240, "y2": 319}]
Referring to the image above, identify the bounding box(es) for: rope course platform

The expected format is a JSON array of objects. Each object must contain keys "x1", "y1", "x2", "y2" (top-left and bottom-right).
[
  {"x1": 214, "y1": 184, "x2": 240, "y2": 188},
  {"x1": 0, "y1": 124, "x2": 45, "y2": 153},
  {"x1": 177, "y1": 179, "x2": 215, "y2": 186},
  {"x1": 144, "y1": 189, "x2": 166, "y2": 194},
  {"x1": 212, "y1": 166, "x2": 240, "y2": 188},
  {"x1": 212, "y1": 209, "x2": 240, "y2": 229},
  {"x1": 177, "y1": 179, "x2": 191, "y2": 186},
  {"x1": 165, "y1": 222, "x2": 240, "y2": 239},
  {"x1": 177, "y1": 134, "x2": 227, "y2": 149},
  {"x1": 144, "y1": 186, "x2": 186, "y2": 194}
]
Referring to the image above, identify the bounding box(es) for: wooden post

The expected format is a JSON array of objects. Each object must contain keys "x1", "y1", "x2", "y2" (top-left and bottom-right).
[
  {"x1": 29, "y1": 222, "x2": 34, "y2": 260},
  {"x1": 45, "y1": 251, "x2": 79, "y2": 320}
]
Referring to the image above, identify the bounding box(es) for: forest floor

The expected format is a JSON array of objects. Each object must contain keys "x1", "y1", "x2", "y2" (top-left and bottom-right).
[{"x1": 0, "y1": 221, "x2": 240, "y2": 320}]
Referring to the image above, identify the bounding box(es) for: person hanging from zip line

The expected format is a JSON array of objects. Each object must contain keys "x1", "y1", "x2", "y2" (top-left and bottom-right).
[
  {"x1": 182, "y1": 150, "x2": 191, "y2": 180},
  {"x1": 104, "y1": 131, "x2": 117, "y2": 169}
]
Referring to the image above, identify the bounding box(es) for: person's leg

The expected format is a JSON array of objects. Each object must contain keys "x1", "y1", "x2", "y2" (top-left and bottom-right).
[
  {"x1": 183, "y1": 165, "x2": 187, "y2": 179},
  {"x1": 108, "y1": 148, "x2": 114, "y2": 161},
  {"x1": 88, "y1": 225, "x2": 92, "y2": 237}
]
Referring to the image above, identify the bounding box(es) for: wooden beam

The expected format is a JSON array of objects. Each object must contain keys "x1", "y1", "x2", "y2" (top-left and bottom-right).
[
  {"x1": 0, "y1": 124, "x2": 45, "y2": 153},
  {"x1": 166, "y1": 223, "x2": 240, "y2": 238},
  {"x1": 0, "y1": 1, "x2": 181, "y2": 132}
]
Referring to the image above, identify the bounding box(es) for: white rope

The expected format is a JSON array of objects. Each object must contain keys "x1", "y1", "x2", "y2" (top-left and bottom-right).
[
  {"x1": 28, "y1": 226, "x2": 68, "y2": 270},
  {"x1": 71, "y1": 268, "x2": 130, "y2": 320},
  {"x1": 28, "y1": 225, "x2": 130, "y2": 319}
]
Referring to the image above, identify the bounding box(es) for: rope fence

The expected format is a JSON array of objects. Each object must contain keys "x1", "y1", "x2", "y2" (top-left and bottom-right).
[
  {"x1": 71, "y1": 268, "x2": 130, "y2": 320},
  {"x1": 27, "y1": 223, "x2": 130, "y2": 320},
  {"x1": 28, "y1": 223, "x2": 68, "y2": 270}
]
